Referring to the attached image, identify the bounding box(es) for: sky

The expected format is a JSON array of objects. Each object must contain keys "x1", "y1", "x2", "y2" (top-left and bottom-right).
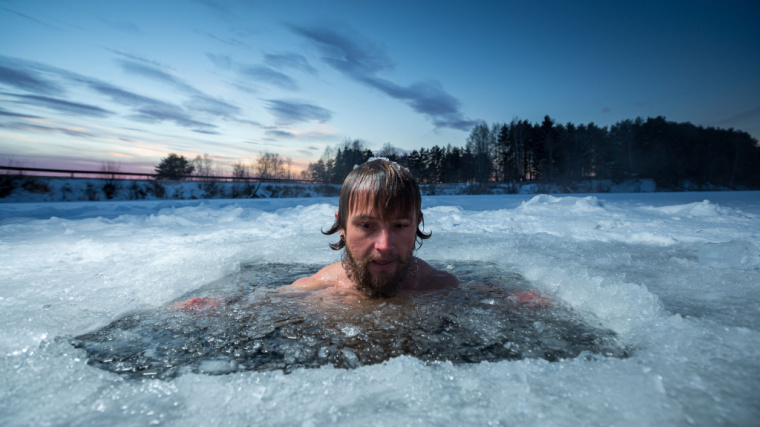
[{"x1": 1, "y1": 0, "x2": 759, "y2": 175}]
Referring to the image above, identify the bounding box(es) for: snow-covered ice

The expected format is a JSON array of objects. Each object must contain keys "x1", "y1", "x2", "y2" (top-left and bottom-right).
[{"x1": 1, "y1": 192, "x2": 759, "y2": 425}]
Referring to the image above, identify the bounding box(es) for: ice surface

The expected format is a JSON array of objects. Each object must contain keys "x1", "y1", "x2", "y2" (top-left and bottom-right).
[
  {"x1": 698, "y1": 240, "x2": 760, "y2": 269},
  {"x1": 2, "y1": 192, "x2": 760, "y2": 425}
]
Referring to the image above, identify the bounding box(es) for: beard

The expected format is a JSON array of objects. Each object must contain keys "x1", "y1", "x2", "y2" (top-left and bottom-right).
[{"x1": 342, "y1": 248, "x2": 411, "y2": 298}]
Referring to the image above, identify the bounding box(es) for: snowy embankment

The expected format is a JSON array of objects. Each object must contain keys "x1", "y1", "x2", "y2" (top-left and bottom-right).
[
  {"x1": 0, "y1": 175, "x2": 663, "y2": 203},
  {"x1": 1, "y1": 192, "x2": 759, "y2": 425}
]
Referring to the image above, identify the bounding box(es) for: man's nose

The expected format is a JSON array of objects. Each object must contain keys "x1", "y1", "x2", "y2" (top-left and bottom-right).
[{"x1": 374, "y1": 226, "x2": 393, "y2": 251}]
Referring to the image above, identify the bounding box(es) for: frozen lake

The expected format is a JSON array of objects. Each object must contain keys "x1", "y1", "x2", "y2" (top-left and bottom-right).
[{"x1": 1, "y1": 192, "x2": 759, "y2": 425}]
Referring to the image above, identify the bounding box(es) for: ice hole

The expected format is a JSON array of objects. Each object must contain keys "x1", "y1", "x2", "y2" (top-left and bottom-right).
[{"x1": 71, "y1": 262, "x2": 629, "y2": 379}]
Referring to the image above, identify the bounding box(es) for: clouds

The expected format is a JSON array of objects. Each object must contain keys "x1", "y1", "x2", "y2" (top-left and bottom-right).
[
  {"x1": 74, "y1": 76, "x2": 218, "y2": 131},
  {"x1": 0, "y1": 60, "x2": 64, "y2": 96},
  {"x1": 0, "y1": 120, "x2": 97, "y2": 138},
  {"x1": 238, "y1": 65, "x2": 299, "y2": 91},
  {"x1": 207, "y1": 51, "x2": 313, "y2": 92},
  {"x1": 265, "y1": 129, "x2": 296, "y2": 139},
  {"x1": 206, "y1": 54, "x2": 233, "y2": 70},
  {"x1": 102, "y1": 18, "x2": 141, "y2": 35},
  {"x1": 4, "y1": 93, "x2": 113, "y2": 118},
  {"x1": 203, "y1": 51, "x2": 334, "y2": 131},
  {"x1": 1, "y1": 5, "x2": 483, "y2": 174},
  {"x1": 264, "y1": 99, "x2": 332, "y2": 125},
  {"x1": 114, "y1": 55, "x2": 242, "y2": 120},
  {"x1": 264, "y1": 52, "x2": 317, "y2": 75},
  {"x1": 290, "y1": 24, "x2": 477, "y2": 131},
  {"x1": 117, "y1": 59, "x2": 201, "y2": 95},
  {"x1": 202, "y1": 22, "x2": 476, "y2": 133},
  {"x1": 0, "y1": 107, "x2": 40, "y2": 119},
  {"x1": 0, "y1": 55, "x2": 223, "y2": 133},
  {"x1": 184, "y1": 95, "x2": 240, "y2": 119}
]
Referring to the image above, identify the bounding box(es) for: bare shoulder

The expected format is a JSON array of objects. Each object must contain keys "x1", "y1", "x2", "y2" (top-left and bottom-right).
[
  {"x1": 414, "y1": 259, "x2": 460, "y2": 290},
  {"x1": 287, "y1": 262, "x2": 346, "y2": 290}
]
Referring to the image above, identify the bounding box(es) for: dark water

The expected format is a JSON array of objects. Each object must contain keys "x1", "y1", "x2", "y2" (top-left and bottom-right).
[{"x1": 71, "y1": 262, "x2": 629, "y2": 379}]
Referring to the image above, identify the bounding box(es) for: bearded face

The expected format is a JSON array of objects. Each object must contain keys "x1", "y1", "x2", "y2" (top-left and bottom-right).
[
  {"x1": 342, "y1": 246, "x2": 412, "y2": 298},
  {"x1": 339, "y1": 192, "x2": 420, "y2": 298}
]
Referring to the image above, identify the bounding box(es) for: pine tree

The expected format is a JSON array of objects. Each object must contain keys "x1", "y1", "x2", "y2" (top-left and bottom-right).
[{"x1": 155, "y1": 154, "x2": 195, "y2": 180}]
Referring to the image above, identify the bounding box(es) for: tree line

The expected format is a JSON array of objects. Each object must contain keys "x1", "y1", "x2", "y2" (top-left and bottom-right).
[
  {"x1": 155, "y1": 152, "x2": 295, "y2": 182},
  {"x1": 302, "y1": 116, "x2": 759, "y2": 190}
]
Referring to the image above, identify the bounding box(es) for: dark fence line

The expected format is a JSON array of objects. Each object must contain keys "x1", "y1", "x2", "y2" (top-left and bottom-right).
[{"x1": 0, "y1": 166, "x2": 321, "y2": 184}]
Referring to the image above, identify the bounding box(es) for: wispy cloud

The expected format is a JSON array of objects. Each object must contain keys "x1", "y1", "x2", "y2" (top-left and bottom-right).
[
  {"x1": 0, "y1": 55, "x2": 223, "y2": 132},
  {"x1": 207, "y1": 53, "x2": 233, "y2": 70},
  {"x1": 244, "y1": 140, "x2": 282, "y2": 147},
  {"x1": 116, "y1": 56, "x2": 241, "y2": 119},
  {"x1": 4, "y1": 93, "x2": 113, "y2": 117},
  {"x1": 264, "y1": 99, "x2": 332, "y2": 125},
  {"x1": 290, "y1": 24, "x2": 477, "y2": 131},
  {"x1": 194, "y1": 0, "x2": 235, "y2": 20},
  {"x1": 108, "y1": 50, "x2": 164, "y2": 68},
  {"x1": 207, "y1": 53, "x2": 302, "y2": 92},
  {"x1": 0, "y1": 57, "x2": 64, "y2": 95},
  {"x1": 123, "y1": 100, "x2": 217, "y2": 130},
  {"x1": 117, "y1": 59, "x2": 202, "y2": 95},
  {"x1": 264, "y1": 52, "x2": 317, "y2": 75},
  {"x1": 716, "y1": 105, "x2": 760, "y2": 129},
  {"x1": 0, "y1": 121, "x2": 97, "y2": 138},
  {"x1": 193, "y1": 128, "x2": 221, "y2": 135},
  {"x1": 102, "y1": 19, "x2": 141, "y2": 35},
  {"x1": 265, "y1": 129, "x2": 296, "y2": 139},
  {"x1": 196, "y1": 30, "x2": 250, "y2": 48},
  {"x1": 238, "y1": 65, "x2": 299, "y2": 91},
  {"x1": 0, "y1": 7, "x2": 59, "y2": 31},
  {"x1": 0, "y1": 107, "x2": 41, "y2": 119},
  {"x1": 184, "y1": 95, "x2": 240, "y2": 118},
  {"x1": 234, "y1": 118, "x2": 274, "y2": 130}
]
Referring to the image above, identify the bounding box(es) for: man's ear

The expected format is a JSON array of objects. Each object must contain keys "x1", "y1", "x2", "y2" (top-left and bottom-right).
[{"x1": 335, "y1": 211, "x2": 338, "y2": 221}]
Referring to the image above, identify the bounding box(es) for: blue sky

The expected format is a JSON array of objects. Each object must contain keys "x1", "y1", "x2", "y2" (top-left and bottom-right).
[{"x1": 1, "y1": 0, "x2": 758, "y2": 174}]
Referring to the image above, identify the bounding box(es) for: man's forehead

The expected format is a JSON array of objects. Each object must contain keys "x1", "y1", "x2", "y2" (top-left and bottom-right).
[
  {"x1": 348, "y1": 203, "x2": 414, "y2": 219},
  {"x1": 348, "y1": 206, "x2": 413, "y2": 220},
  {"x1": 346, "y1": 189, "x2": 416, "y2": 219}
]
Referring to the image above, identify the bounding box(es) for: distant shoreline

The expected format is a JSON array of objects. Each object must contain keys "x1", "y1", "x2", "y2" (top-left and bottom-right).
[{"x1": 1, "y1": 175, "x2": 748, "y2": 204}]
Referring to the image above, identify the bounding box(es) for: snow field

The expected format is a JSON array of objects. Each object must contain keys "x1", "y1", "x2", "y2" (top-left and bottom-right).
[{"x1": 1, "y1": 192, "x2": 759, "y2": 425}]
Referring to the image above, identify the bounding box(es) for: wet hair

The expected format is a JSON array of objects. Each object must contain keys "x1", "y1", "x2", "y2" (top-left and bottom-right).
[{"x1": 323, "y1": 158, "x2": 431, "y2": 250}]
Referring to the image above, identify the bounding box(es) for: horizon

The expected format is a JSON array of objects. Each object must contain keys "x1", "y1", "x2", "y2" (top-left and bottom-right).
[{"x1": 2, "y1": 0, "x2": 759, "y2": 175}]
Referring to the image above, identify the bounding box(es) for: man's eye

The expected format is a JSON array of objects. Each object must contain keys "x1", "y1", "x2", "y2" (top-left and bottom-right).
[{"x1": 359, "y1": 223, "x2": 371, "y2": 229}]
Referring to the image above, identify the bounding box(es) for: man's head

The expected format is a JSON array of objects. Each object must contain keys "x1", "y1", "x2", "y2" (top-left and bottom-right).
[{"x1": 323, "y1": 158, "x2": 430, "y2": 297}]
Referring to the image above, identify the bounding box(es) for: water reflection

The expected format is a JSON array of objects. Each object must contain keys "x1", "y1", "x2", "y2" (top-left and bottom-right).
[{"x1": 72, "y1": 262, "x2": 629, "y2": 379}]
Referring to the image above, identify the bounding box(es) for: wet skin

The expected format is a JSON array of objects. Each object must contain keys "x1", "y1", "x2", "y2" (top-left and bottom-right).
[
  {"x1": 289, "y1": 208, "x2": 459, "y2": 295},
  {"x1": 346, "y1": 209, "x2": 417, "y2": 280}
]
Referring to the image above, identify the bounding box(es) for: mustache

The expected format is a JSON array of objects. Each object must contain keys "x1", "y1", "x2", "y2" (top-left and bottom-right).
[
  {"x1": 367, "y1": 253, "x2": 402, "y2": 263},
  {"x1": 343, "y1": 249, "x2": 410, "y2": 298}
]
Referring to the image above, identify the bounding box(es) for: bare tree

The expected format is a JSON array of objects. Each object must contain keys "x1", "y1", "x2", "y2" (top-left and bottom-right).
[
  {"x1": 256, "y1": 152, "x2": 284, "y2": 181},
  {"x1": 100, "y1": 161, "x2": 122, "y2": 179},
  {"x1": 100, "y1": 161, "x2": 121, "y2": 184},
  {"x1": 231, "y1": 161, "x2": 252, "y2": 180},
  {"x1": 376, "y1": 142, "x2": 404, "y2": 161},
  {"x1": 192, "y1": 154, "x2": 217, "y2": 180},
  {"x1": 285, "y1": 157, "x2": 293, "y2": 180}
]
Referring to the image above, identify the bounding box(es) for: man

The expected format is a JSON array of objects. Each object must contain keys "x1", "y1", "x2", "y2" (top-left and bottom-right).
[
  {"x1": 290, "y1": 157, "x2": 459, "y2": 297},
  {"x1": 174, "y1": 157, "x2": 547, "y2": 311}
]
